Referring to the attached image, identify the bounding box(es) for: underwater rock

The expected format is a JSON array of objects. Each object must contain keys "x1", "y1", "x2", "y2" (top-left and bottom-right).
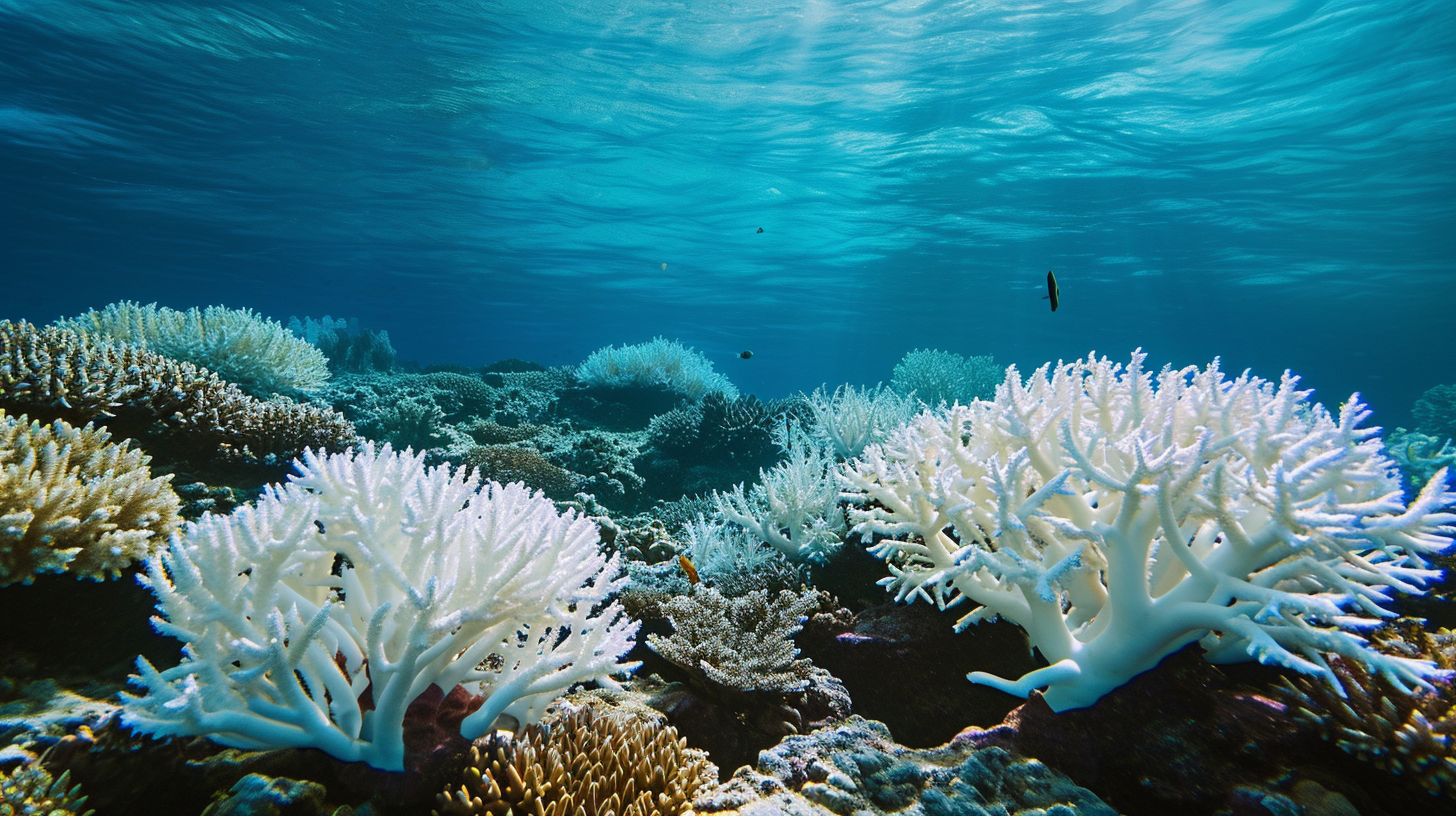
[
  {"x1": 199, "y1": 773, "x2": 335, "y2": 816},
  {"x1": 958, "y1": 645, "x2": 1444, "y2": 816},
  {"x1": 797, "y1": 602, "x2": 1041, "y2": 747},
  {"x1": 695, "y1": 715, "x2": 1115, "y2": 816}
]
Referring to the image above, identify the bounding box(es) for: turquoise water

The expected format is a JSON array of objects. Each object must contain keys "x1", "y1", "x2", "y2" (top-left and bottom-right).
[{"x1": 2, "y1": 0, "x2": 1453, "y2": 419}]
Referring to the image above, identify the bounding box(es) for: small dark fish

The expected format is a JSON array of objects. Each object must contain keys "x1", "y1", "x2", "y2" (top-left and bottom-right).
[
  {"x1": 677, "y1": 554, "x2": 700, "y2": 585},
  {"x1": 756, "y1": 227, "x2": 764, "y2": 233},
  {"x1": 739, "y1": 350, "x2": 753, "y2": 359},
  {"x1": 1041, "y1": 269, "x2": 1060, "y2": 312}
]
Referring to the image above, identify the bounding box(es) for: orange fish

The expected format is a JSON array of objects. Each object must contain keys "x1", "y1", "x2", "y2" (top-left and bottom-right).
[{"x1": 677, "y1": 554, "x2": 700, "y2": 585}]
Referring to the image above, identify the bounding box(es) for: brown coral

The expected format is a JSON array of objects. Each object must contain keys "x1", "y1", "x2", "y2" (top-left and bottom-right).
[
  {"x1": 0, "y1": 320, "x2": 356, "y2": 460},
  {"x1": 1275, "y1": 619, "x2": 1456, "y2": 797},
  {"x1": 434, "y1": 707, "x2": 714, "y2": 816},
  {"x1": 0, "y1": 412, "x2": 180, "y2": 586},
  {"x1": 462, "y1": 445, "x2": 577, "y2": 500},
  {"x1": 648, "y1": 587, "x2": 823, "y2": 695}
]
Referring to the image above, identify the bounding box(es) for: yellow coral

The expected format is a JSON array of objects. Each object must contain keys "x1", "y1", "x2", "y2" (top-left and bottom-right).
[
  {"x1": 0, "y1": 763, "x2": 93, "y2": 816},
  {"x1": 0, "y1": 411, "x2": 180, "y2": 586},
  {"x1": 435, "y1": 707, "x2": 715, "y2": 816}
]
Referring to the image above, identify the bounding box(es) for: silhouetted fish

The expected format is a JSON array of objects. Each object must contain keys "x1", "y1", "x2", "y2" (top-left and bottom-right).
[
  {"x1": 739, "y1": 350, "x2": 753, "y2": 359},
  {"x1": 756, "y1": 227, "x2": 764, "y2": 233},
  {"x1": 1042, "y1": 269, "x2": 1059, "y2": 312}
]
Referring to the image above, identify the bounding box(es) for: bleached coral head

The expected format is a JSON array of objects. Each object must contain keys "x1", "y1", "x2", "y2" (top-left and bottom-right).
[
  {"x1": 121, "y1": 443, "x2": 637, "y2": 770},
  {"x1": 842, "y1": 350, "x2": 1456, "y2": 711}
]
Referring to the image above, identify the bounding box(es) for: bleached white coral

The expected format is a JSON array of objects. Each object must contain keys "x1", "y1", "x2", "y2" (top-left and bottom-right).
[
  {"x1": 842, "y1": 350, "x2": 1456, "y2": 711},
  {"x1": 60, "y1": 301, "x2": 330, "y2": 396},
  {"x1": 716, "y1": 428, "x2": 846, "y2": 563},
  {"x1": 120, "y1": 444, "x2": 638, "y2": 771},
  {"x1": 576, "y1": 337, "x2": 737, "y2": 401},
  {"x1": 803, "y1": 383, "x2": 918, "y2": 460}
]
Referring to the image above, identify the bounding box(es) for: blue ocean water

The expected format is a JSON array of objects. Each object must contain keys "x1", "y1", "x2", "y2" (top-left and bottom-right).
[{"x1": 2, "y1": 0, "x2": 1453, "y2": 422}]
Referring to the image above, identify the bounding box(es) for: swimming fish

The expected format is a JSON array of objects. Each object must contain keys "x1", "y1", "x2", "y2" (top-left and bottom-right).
[
  {"x1": 756, "y1": 227, "x2": 764, "y2": 233},
  {"x1": 661, "y1": 262, "x2": 668, "y2": 271},
  {"x1": 1042, "y1": 269, "x2": 1059, "y2": 312},
  {"x1": 739, "y1": 350, "x2": 753, "y2": 359},
  {"x1": 677, "y1": 554, "x2": 700, "y2": 585}
]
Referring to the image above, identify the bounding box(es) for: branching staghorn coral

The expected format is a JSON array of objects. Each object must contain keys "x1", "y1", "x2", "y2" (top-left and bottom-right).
[
  {"x1": 434, "y1": 706, "x2": 715, "y2": 816},
  {"x1": 648, "y1": 586, "x2": 823, "y2": 695},
  {"x1": 843, "y1": 350, "x2": 1456, "y2": 711},
  {"x1": 0, "y1": 411, "x2": 180, "y2": 586},
  {"x1": 0, "y1": 321, "x2": 356, "y2": 460},
  {"x1": 889, "y1": 348, "x2": 1001, "y2": 407},
  {"x1": 120, "y1": 444, "x2": 639, "y2": 771},
  {"x1": 1275, "y1": 620, "x2": 1456, "y2": 797},
  {"x1": 58, "y1": 301, "x2": 330, "y2": 396},
  {"x1": 802, "y1": 383, "x2": 917, "y2": 460},
  {"x1": 715, "y1": 428, "x2": 846, "y2": 563}
]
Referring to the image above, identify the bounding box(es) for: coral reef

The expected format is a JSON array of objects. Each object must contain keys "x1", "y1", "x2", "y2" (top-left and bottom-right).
[
  {"x1": 802, "y1": 384, "x2": 917, "y2": 460},
  {"x1": 288, "y1": 315, "x2": 396, "y2": 374},
  {"x1": 1275, "y1": 620, "x2": 1456, "y2": 797},
  {"x1": 889, "y1": 349, "x2": 1000, "y2": 407},
  {"x1": 576, "y1": 337, "x2": 738, "y2": 401},
  {"x1": 843, "y1": 350, "x2": 1456, "y2": 711},
  {"x1": 0, "y1": 412, "x2": 180, "y2": 586},
  {"x1": 696, "y1": 716, "x2": 1114, "y2": 816},
  {"x1": 59, "y1": 302, "x2": 329, "y2": 396},
  {"x1": 1414, "y1": 383, "x2": 1456, "y2": 444},
  {"x1": 434, "y1": 705, "x2": 714, "y2": 816},
  {"x1": 714, "y1": 428, "x2": 846, "y2": 563},
  {"x1": 461, "y1": 445, "x2": 578, "y2": 500},
  {"x1": 1386, "y1": 427, "x2": 1456, "y2": 494},
  {"x1": 0, "y1": 321, "x2": 357, "y2": 461},
  {"x1": 121, "y1": 444, "x2": 638, "y2": 770},
  {"x1": 648, "y1": 587, "x2": 825, "y2": 696}
]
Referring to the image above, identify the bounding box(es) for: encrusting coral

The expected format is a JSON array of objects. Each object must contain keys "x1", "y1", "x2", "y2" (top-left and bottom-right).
[
  {"x1": 0, "y1": 411, "x2": 180, "y2": 586},
  {"x1": 58, "y1": 301, "x2": 330, "y2": 396},
  {"x1": 434, "y1": 706, "x2": 715, "y2": 816},
  {"x1": 1275, "y1": 619, "x2": 1456, "y2": 797},
  {"x1": 0, "y1": 320, "x2": 356, "y2": 460}
]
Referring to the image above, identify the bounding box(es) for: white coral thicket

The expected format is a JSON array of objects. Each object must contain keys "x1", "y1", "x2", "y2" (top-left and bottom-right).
[
  {"x1": 121, "y1": 444, "x2": 637, "y2": 770},
  {"x1": 842, "y1": 350, "x2": 1456, "y2": 711}
]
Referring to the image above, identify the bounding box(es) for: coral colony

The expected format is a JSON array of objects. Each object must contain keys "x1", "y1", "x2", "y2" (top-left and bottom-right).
[
  {"x1": 5, "y1": 309, "x2": 1456, "y2": 810},
  {"x1": 842, "y1": 350, "x2": 1456, "y2": 711}
]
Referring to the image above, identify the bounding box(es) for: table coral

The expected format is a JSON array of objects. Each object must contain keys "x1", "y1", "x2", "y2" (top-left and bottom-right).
[{"x1": 0, "y1": 411, "x2": 180, "y2": 586}]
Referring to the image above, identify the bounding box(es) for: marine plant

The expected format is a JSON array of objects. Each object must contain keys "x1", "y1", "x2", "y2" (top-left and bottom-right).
[
  {"x1": 841, "y1": 350, "x2": 1456, "y2": 711},
  {"x1": 0, "y1": 411, "x2": 180, "y2": 586},
  {"x1": 120, "y1": 444, "x2": 639, "y2": 771}
]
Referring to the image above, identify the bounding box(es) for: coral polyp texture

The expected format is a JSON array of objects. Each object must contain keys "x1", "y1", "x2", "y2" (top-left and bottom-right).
[
  {"x1": 0, "y1": 320, "x2": 355, "y2": 459},
  {"x1": 0, "y1": 411, "x2": 180, "y2": 586},
  {"x1": 1276, "y1": 621, "x2": 1456, "y2": 797},
  {"x1": 120, "y1": 444, "x2": 639, "y2": 771},
  {"x1": 840, "y1": 349, "x2": 1456, "y2": 711},
  {"x1": 648, "y1": 586, "x2": 823, "y2": 695},
  {"x1": 58, "y1": 301, "x2": 330, "y2": 396},
  {"x1": 0, "y1": 763, "x2": 93, "y2": 816},
  {"x1": 434, "y1": 706, "x2": 715, "y2": 816},
  {"x1": 576, "y1": 337, "x2": 738, "y2": 401}
]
